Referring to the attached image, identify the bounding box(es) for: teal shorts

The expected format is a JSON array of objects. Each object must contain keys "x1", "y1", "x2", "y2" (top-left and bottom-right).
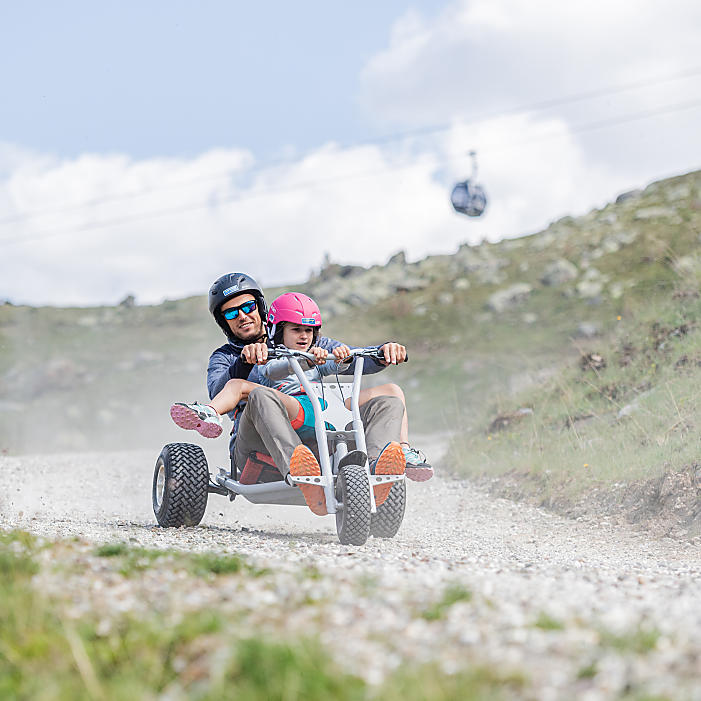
[{"x1": 290, "y1": 395, "x2": 330, "y2": 438}]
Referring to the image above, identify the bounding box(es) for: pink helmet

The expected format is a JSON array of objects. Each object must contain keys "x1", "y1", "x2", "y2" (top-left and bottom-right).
[{"x1": 267, "y1": 292, "x2": 322, "y2": 343}]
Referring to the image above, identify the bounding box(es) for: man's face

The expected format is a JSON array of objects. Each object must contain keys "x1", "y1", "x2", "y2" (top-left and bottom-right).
[{"x1": 220, "y1": 293, "x2": 264, "y2": 342}]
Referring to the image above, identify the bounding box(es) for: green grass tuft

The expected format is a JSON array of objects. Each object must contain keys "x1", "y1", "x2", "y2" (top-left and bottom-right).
[{"x1": 422, "y1": 584, "x2": 473, "y2": 621}]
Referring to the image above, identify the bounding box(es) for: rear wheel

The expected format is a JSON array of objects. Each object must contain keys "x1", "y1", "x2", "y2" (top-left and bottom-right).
[
  {"x1": 153, "y1": 443, "x2": 209, "y2": 527},
  {"x1": 335, "y1": 464, "x2": 371, "y2": 546},
  {"x1": 369, "y1": 480, "x2": 406, "y2": 538}
]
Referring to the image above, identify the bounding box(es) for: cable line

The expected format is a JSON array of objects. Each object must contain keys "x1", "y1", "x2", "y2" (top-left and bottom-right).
[
  {"x1": 1, "y1": 96, "x2": 701, "y2": 248},
  {"x1": 1, "y1": 65, "x2": 700, "y2": 228}
]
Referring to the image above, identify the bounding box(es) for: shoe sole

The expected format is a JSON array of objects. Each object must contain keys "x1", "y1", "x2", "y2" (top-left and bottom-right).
[
  {"x1": 289, "y1": 445, "x2": 327, "y2": 516},
  {"x1": 405, "y1": 465, "x2": 434, "y2": 482},
  {"x1": 170, "y1": 404, "x2": 222, "y2": 439},
  {"x1": 373, "y1": 441, "x2": 405, "y2": 506}
]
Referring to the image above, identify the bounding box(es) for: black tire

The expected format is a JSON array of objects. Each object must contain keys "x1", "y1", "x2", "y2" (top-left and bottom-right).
[
  {"x1": 369, "y1": 480, "x2": 406, "y2": 538},
  {"x1": 153, "y1": 443, "x2": 209, "y2": 527},
  {"x1": 335, "y1": 464, "x2": 371, "y2": 546}
]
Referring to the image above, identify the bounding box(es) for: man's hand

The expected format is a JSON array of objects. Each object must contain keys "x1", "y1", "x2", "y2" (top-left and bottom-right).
[
  {"x1": 332, "y1": 344, "x2": 352, "y2": 362},
  {"x1": 379, "y1": 342, "x2": 407, "y2": 365},
  {"x1": 311, "y1": 347, "x2": 329, "y2": 365},
  {"x1": 241, "y1": 342, "x2": 269, "y2": 365}
]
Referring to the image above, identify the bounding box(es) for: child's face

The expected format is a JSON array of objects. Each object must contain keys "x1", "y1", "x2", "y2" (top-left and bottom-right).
[{"x1": 282, "y1": 323, "x2": 315, "y2": 350}]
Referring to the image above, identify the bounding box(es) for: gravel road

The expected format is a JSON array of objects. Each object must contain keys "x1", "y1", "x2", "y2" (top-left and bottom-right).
[{"x1": 2, "y1": 446, "x2": 701, "y2": 699}]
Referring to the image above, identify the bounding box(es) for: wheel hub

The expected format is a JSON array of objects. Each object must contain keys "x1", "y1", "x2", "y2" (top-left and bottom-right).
[{"x1": 155, "y1": 462, "x2": 166, "y2": 508}]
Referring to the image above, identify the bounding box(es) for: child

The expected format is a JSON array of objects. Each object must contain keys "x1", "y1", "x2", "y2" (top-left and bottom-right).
[{"x1": 170, "y1": 292, "x2": 433, "y2": 482}]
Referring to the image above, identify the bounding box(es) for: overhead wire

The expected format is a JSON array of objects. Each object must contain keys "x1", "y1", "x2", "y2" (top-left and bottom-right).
[
  {"x1": 2, "y1": 92, "x2": 701, "y2": 247},
  {"x1": 1, "y1": 65, "x2": 701, "y2": 228}
]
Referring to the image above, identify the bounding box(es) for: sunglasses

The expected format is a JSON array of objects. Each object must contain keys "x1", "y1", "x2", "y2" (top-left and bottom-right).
[{"x1": 223, "y1": 300, "x2": 257, "y2": 320}]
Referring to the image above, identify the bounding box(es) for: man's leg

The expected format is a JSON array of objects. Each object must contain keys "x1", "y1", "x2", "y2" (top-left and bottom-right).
[
  {"x1": 360, "y1": 395, "x2": 406, "y2": 506},
  {"x1": 360, "y1": 395, "x2": 405, "y2": 461},
  {"x1": 233, "y1": 387, "x2": 327, "y2": 515},
  {"x1": 233, "y1": 386, "x2": 301, "y2": 477}
]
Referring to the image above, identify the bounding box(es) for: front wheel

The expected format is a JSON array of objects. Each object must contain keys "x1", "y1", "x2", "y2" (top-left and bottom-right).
[
  {"x1": 335, "y1": 464, "x2": 371, "y2": 546},
  {"x1": 153, "y1": 443, "x2": 209, "y2": 527},
  {"x1": 369, "y1": 480, "x2": 406, "y2": 538}
]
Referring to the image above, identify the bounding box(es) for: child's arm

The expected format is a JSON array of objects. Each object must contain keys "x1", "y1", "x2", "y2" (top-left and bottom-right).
[{"x1": 257, "y1": 357, "x2": 294, "y2": 382}]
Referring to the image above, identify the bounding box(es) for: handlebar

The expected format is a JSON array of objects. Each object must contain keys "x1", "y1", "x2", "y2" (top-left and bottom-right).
[{"x1": 266, "y1": 346, "x2": 408, "y2": 364}]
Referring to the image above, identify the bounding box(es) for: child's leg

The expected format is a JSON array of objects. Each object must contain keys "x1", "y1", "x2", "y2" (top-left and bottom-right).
[{"x1": 209, "y1": 379, "x2": 255, "y2": 415}]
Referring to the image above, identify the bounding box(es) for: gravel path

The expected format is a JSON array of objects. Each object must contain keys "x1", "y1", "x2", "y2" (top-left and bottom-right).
[{"x1": 3, "y1": 447, "x2": 701, "y2": 699}]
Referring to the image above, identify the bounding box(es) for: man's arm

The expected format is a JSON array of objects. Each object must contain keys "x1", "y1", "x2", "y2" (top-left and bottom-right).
[
  {"x1": 316, "y1": 337, "x2": 393, "y2": 376},
  {"x1": 207, "y1": 346, "x2": 254, "y2": 399}
]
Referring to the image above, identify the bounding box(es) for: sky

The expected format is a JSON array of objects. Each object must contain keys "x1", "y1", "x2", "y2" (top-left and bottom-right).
[{"x1": 1, "y1": 0, "x2": 700, "y2": 306}]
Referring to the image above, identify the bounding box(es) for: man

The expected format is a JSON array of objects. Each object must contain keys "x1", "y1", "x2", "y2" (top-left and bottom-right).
[{"x1": 199, "y1": 272, "x2": 412, "y2": 515}]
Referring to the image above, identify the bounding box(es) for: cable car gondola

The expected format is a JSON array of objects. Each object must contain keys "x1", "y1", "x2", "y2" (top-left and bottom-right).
[{"x1": 451, "y1": 151, "x2": 487, "y2": 218}]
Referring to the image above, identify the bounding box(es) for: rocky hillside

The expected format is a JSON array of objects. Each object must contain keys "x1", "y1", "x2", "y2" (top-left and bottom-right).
[{"x1": 1, "y1": 170, "x2": 700, "y2": 455}]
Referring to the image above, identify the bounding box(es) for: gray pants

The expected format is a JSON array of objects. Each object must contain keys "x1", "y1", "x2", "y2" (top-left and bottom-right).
[{"x1": 233, "y1": 385, "x2": 404, "y2": 477}]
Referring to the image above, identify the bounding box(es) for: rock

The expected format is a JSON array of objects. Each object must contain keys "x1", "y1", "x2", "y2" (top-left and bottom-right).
[
  {"x1": 486, "y1": 283, "x2": 532, "y2": 313},
  {"x1": 438, "y1": 293, "x2": 454, "y2": 305},
  {"x1": 576, "y1": 322, "x2": 601, "y2": 338},
  {"x1": 666, "y1": 184, "x2": 691, "y2": 201},
  {"x1": 454, "y1": 278, "x2": 470, "y2": 290},
  {"x1": 580, "y1": 352, "x2": 606, "y2": 371},
  {"x1": 609, "y1": 282, "x2": 624, "y2": 299},
  {"x1": 634, "y1": 206, "x2": 677, "y2": 220},
  {"x1": 387, "y1": 250, "x2": 407, "y2": 266},
  {"x1": 615, "y1": 189, "x2": 642, "y2": 204},
  {"x1": 487, "y1": 407, "x2": 533, "y2": 433},
  {"x1": 522, "y1": 313, "x2": 538, "y2": 324},
  {"x1": 541, "y1": 259, "x2": 578, "y2": 286},
  {"x1": 617, "y1": 390, "x2": 654, "y2": 418},
  {"x1": 576, "y1": 268, "x2": 607, "y2": 299}
]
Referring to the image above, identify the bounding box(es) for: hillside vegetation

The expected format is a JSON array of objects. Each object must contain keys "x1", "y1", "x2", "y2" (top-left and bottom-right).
[{"x1": 2, "y1": 171, "x2": 701, "y2": 513}]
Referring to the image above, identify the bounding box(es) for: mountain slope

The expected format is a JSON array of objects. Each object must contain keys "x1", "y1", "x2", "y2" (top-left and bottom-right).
[{"x1": 1, "y1": 170, "x2": 700, "y2": 461}]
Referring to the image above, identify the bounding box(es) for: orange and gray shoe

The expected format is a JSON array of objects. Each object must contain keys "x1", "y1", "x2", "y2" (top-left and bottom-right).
[
  {"x1": 289, "y1": 445, "x2": 327, "y2": 516},
  {"x1": 370, "y1": 441, "x2": 405, "y2": 506}
]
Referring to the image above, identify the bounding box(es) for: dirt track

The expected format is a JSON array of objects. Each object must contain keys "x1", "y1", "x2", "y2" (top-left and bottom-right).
[{"x1": 3, "y1": 447, "x2": 701, "y2": 698}]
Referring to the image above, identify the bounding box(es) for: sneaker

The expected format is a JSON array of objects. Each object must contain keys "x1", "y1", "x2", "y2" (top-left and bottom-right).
[
  {"x1": 170, "y1": 402, "x2": 223, "y2": 439},
  {"x1": 289, "y1": 445, "x2": 327, "y2": 516},
  {"x1": 402, "y1": 446, "x2": 434, "y2": 482},
  {"x1": 370, "y1": 441, "x2": 405, "y2": 506}
]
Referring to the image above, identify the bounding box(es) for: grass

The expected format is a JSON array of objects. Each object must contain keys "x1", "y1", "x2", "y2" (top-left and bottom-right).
[
  {"x1": 0, "y1": 532, "x2": 524, "y2": 700},
  {"x1": 598, "y1": 626, "x2": 661, "y2": 655},
  {"x1": 533, "y1": 613, "x2": 565, "y2": 631},
  {"x1": 446, "y1": 283, "x2": 701, "y2": 503},
  {"x1": 421, "y1": 584, "x2": 473, "y2": 621},
  {"x1": 94, "y1": 542, "x2": 267, "y2": 579}
]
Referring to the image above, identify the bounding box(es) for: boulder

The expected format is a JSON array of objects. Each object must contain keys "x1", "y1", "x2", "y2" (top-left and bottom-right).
[
  {"x1": 576, "y1": 322, "x2": 601, "y2": 338},
  {"x1": 486, "y1": 283, "x2": 532, "y2": 313},
  {"x1": 576, "y1": 268, "x2": 607, "y2": 299},
  {"x1": 540, "y1": 259, "x2": 578, "y2": 286},
  {"x1": 615, "y1": 189, "x2": 642, "y2": 204},
  {"x1": 634, "y1": 206, "x2": 677, "y2": 221}
]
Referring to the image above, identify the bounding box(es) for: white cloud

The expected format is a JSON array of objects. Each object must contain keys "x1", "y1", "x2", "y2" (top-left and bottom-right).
[
  {"x1": 360, "y1": 0, "x2": 701, "y2": 128},
  {"x1": 0, "y1": 111, "x2": 641, "y2": 307},
  {"x1": 2, "y1": 0, "x2": 700, "y2": 306}
]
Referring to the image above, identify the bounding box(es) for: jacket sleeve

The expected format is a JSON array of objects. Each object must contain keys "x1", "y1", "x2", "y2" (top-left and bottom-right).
[
  {"x1": 257, "y1": 358, "x2": 295, "y2": 382},
  {"x1": 207, "y1": 346, "x2": 254, "y2": 399}
]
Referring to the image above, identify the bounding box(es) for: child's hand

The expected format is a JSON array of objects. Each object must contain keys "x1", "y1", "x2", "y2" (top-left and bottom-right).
[
  {"x1": 311, "y1": 347, "x2": 328, "y2": 365},
  {"x1": 332, "y1": 345, "x2": 352, "y2": 362}
]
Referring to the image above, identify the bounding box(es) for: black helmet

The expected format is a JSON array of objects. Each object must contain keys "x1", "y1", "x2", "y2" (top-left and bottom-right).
[{"x1": 208, "y1": 272, "x2": 267, "y2": 345}]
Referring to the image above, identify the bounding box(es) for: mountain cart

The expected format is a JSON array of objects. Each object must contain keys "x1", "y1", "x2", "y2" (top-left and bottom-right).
[{"x1": 152, "y1": 347, "x2": 407, "y2": 545}]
